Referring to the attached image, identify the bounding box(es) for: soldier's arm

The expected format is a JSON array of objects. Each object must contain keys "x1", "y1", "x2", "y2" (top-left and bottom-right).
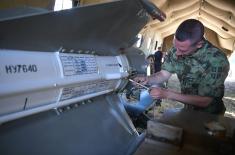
[
  {"x1": 133, "y1": 70, "x2": 171, "y2": 85},
  {"x1": 164, "y1": 90, "x2": 213, "y2": 107},
  {"x1": 147, "y1": 70, "x2": 171, "y2": 85},
  {"x1": 150, "y1": 88, "x2": 212, "y2": 107},
  {"x1": 197, "y1": 51, "x2": 230, "y2": 105}
]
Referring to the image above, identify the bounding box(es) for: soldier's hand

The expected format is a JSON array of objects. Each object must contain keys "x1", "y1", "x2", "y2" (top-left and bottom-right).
[
  {"x1": 133, "y1": 75, "x2": 148, "y2": 86},
  {"x1": 149, "y1": 87, "x2": 168, "y2": 99}
]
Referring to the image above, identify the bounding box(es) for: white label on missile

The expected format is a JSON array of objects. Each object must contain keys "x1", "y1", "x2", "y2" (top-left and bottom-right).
[{"x1": 60, "y1": 54, "x2": 98, "y2": 76}]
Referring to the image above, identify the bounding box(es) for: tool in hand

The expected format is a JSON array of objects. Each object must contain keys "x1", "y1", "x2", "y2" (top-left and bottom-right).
[{"x1": 128, "y1": 79, "x2": 150, "y2": 90}]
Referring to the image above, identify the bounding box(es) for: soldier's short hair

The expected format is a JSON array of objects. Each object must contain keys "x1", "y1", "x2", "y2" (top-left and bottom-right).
[{"x1": 175, "y1": 19, "x2": 204, "y2": 45}]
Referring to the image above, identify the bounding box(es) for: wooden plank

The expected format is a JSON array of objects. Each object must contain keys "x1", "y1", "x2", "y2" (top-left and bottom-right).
[{"x1": 147, "y1": 120, "x2": 183, "y2": 146}]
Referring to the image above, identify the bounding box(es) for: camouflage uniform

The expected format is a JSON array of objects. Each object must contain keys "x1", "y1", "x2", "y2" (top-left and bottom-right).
[{"x1": 162, "y1": 40, "x2": 230, "y2": 114}]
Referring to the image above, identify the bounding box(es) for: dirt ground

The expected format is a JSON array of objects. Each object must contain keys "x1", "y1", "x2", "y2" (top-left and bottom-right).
[{"x1": 157, "y1": 74, "x2": 235, "y2": 118}]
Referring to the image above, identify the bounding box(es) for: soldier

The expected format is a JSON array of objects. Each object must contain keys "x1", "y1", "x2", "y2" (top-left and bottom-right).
[
  {"x1": 134, "y1": 19, "x2": 230, "y2": 114},
  {"x1": 146, "y1": 54, "x2": 155, "y2": 75},
  {"x1": 154, "y1": 47, "x2": 163, "y2": 73}
]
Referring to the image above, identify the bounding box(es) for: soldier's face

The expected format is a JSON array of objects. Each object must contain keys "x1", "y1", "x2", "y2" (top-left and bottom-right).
[{"x1": 173, "y1": 38, "x2": 198, "y2": 57}]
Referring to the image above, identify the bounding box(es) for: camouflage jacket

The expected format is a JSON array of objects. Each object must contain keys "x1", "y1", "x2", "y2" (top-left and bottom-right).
[{"x1": 162, "y1": 40, "x2": 230, "y2": 114}]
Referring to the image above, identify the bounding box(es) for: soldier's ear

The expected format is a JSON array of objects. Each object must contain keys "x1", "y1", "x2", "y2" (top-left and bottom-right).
[{"x1": 195, "y1": 40, "x2": 204, "y2": 49}]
